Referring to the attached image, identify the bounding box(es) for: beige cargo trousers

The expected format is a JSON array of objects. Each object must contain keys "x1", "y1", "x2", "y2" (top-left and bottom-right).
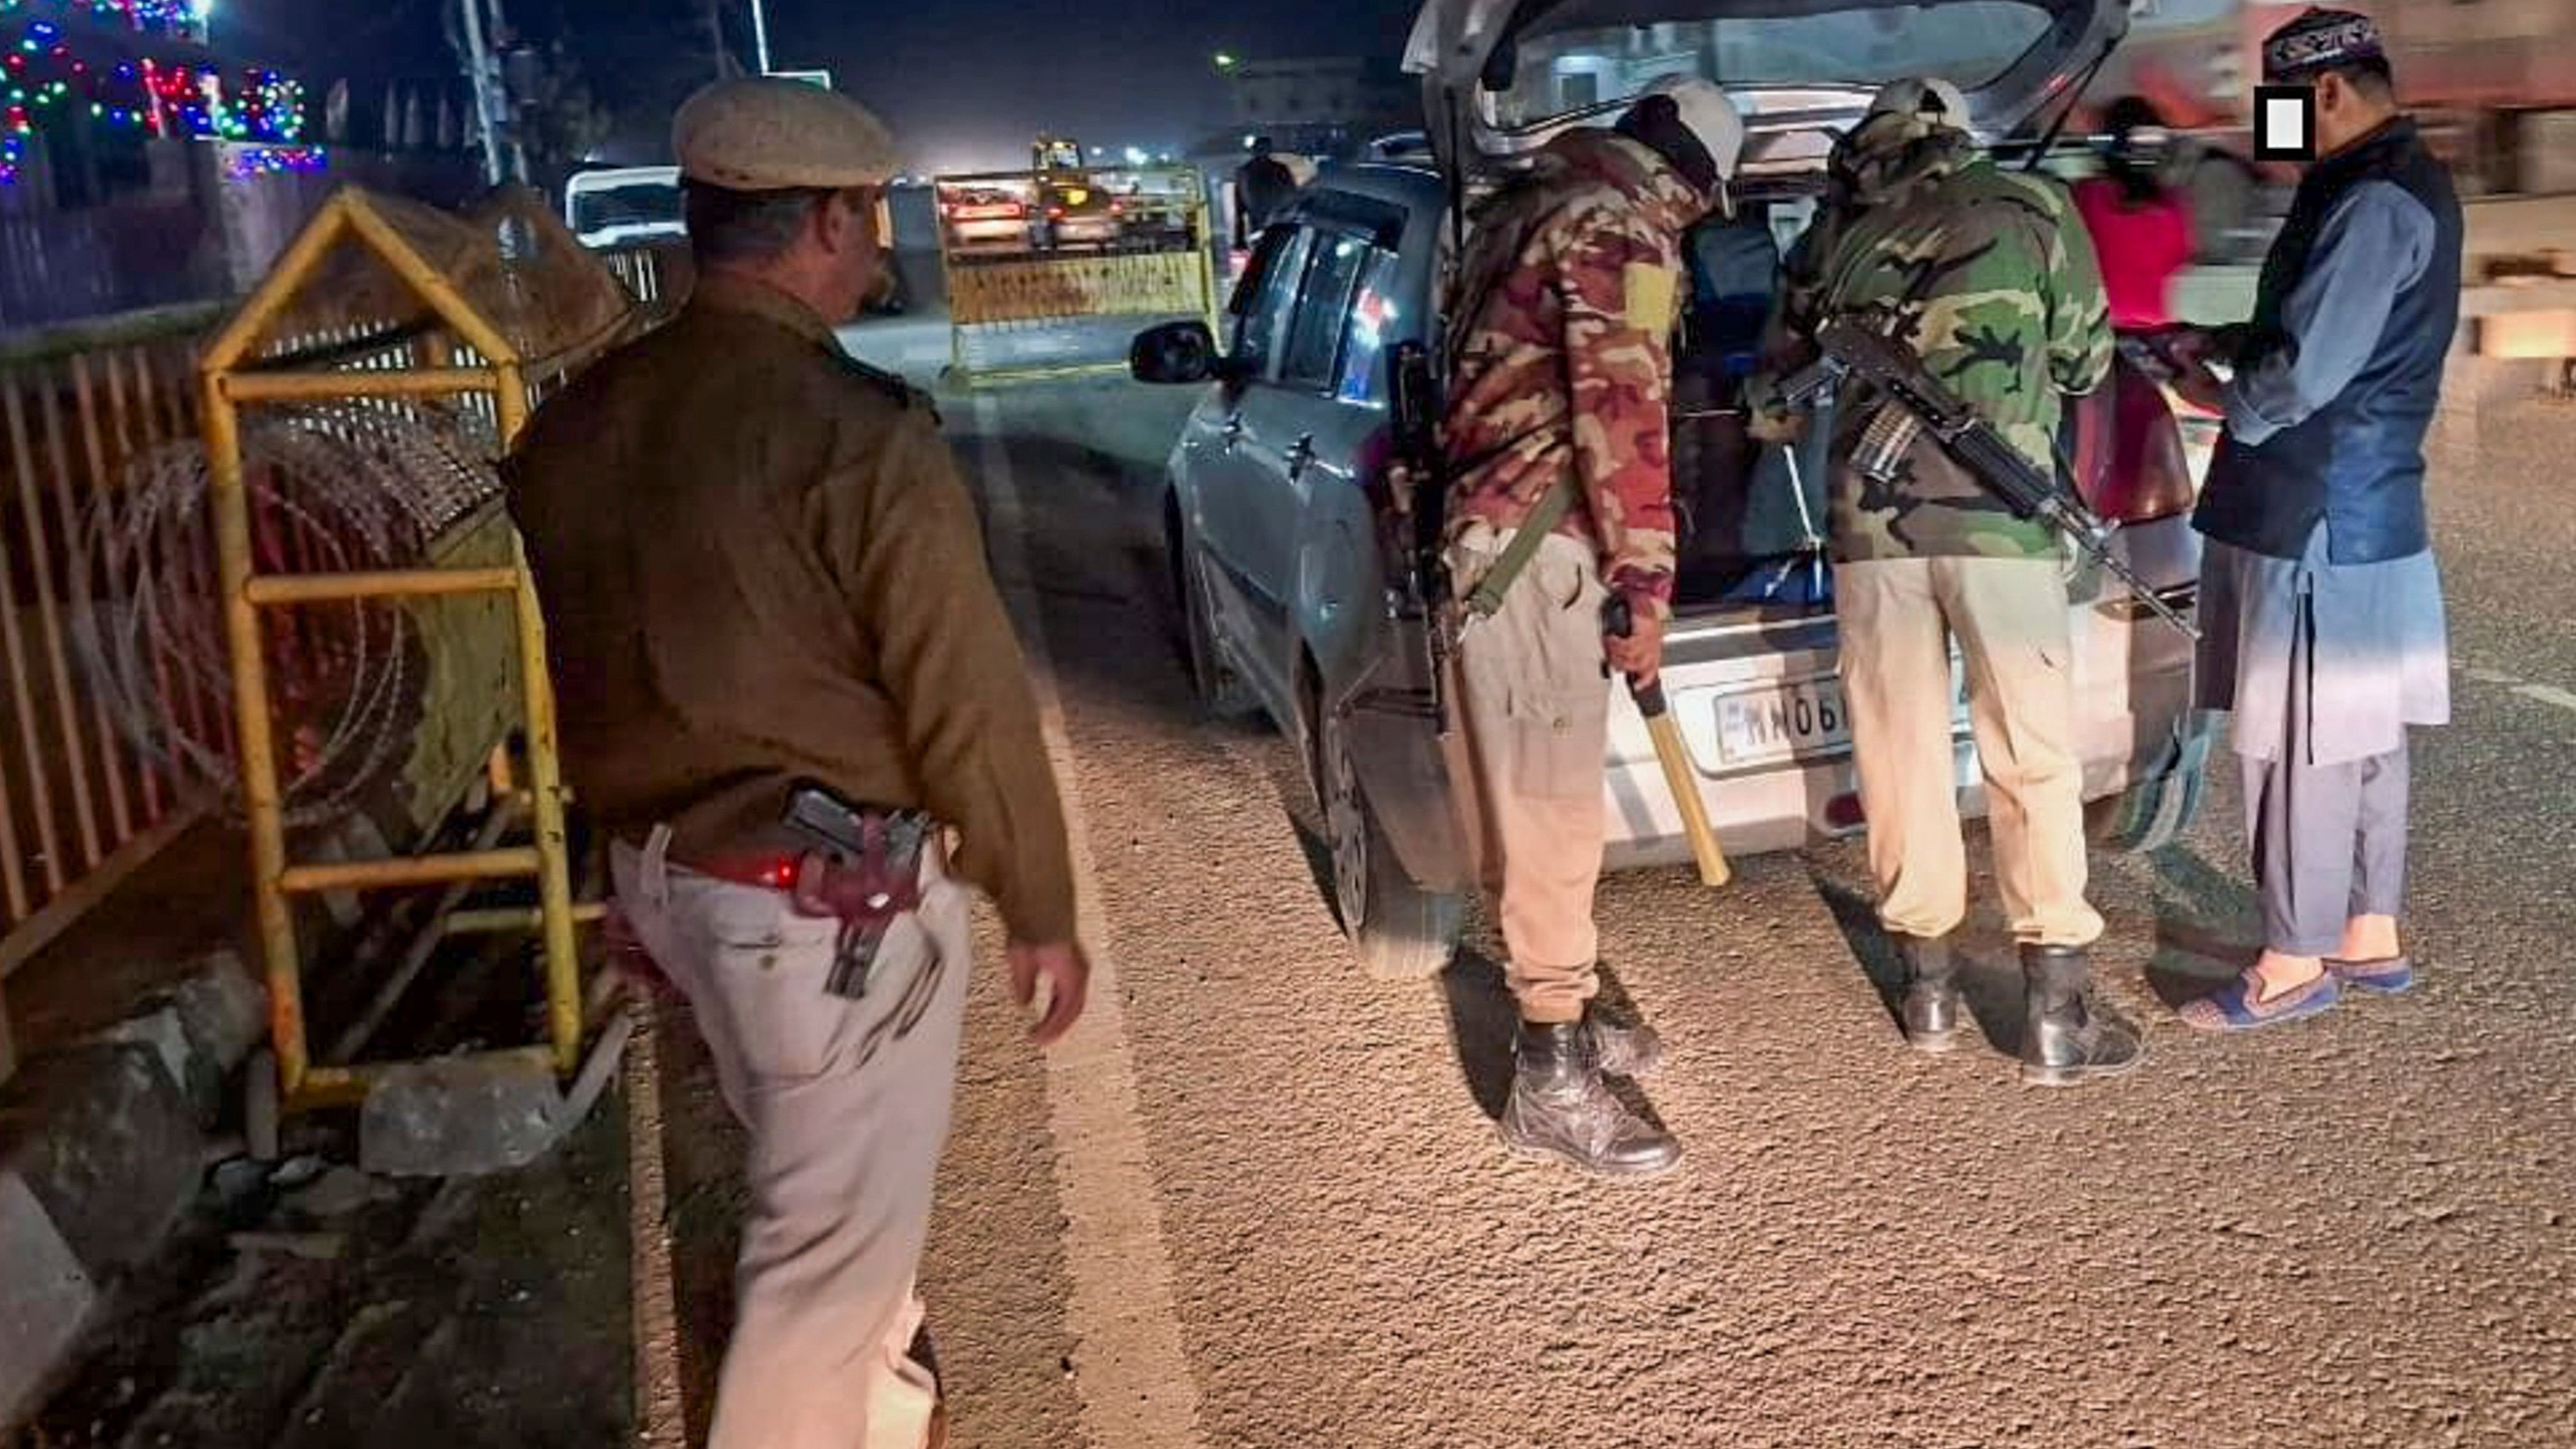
[
  {"x1": 612, "y1": 829, "x2": 971, "y2": 1449},
  {"x1": 1833, "y1": 554, "x2": 2104, "y2": 947},
  {"x1": 1441, "y1": 523, "x2": 1617, "y2": 1024}
]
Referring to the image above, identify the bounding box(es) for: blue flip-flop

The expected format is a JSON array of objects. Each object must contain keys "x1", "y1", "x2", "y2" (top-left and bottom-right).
[
  {"x1": 2178, "y1": 969, "x2": 2343, "y2": 1032},
  {"x1": 2327, "y1": 955, "x2": 2414, "y2": 995}
]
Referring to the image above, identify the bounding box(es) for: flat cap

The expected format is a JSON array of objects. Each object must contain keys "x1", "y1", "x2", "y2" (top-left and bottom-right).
[
  {"x1": 673, "y1": 77, "x2": 899, "y2": 191},
  {"x1": 1865, "y1": 77, "x2": 1971, "y2": 133},
  {"x1": 2263, "y1": 7, "x2": 2385, "y2": 82}
]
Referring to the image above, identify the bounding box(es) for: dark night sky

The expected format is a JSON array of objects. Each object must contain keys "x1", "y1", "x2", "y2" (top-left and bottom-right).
[{"x1": 218, "y1": 0, "x2": 1422, "y2": 171}]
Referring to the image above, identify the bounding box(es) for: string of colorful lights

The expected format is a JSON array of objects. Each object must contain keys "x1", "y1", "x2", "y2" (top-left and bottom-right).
[
  {"x1": 0, "y1": 10, "x2": 304, "y2": 183},
  {"x1": 0, "y1": 0, "x2": 207, "y2": 43}
]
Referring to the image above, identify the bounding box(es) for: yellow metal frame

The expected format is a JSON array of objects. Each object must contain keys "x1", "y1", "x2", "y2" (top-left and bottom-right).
[
  {"x1": 199, "y1": 189, "x2": 600, "y2": 1117},
  {"x1": 933, "y1": 166, "x2": 1226, "y2": 388}
]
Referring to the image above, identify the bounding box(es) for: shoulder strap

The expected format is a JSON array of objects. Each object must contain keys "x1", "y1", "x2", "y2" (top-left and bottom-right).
[{"x1": 1462, "y1": 474, "x2": 1583, "y2": 617}]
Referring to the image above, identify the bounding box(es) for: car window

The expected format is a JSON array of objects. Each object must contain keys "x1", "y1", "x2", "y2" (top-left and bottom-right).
[
  {"x1": 1232, "y1": 226, "x2": 1313, "y2": 379},
  {"x1": 1281, "y1": 229, "x2": 1376, "y2": 393},
  {"x1": 1333, "y1": 250, "x2": 1404, "y2": 406}
]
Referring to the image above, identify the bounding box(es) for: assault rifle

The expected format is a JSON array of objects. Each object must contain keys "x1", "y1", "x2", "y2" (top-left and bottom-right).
[
  {"x1": 1776, "y1": 316, "x2": 2200, "y2": 641},
  {"x1": 1386, "y1": 340, "x2": 1455, "y2": 731}
]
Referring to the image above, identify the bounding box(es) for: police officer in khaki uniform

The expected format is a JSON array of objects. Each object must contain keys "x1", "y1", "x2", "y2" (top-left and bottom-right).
[{"x1": 506, "y1": 77, "x2": 1090, "y2": 1449}]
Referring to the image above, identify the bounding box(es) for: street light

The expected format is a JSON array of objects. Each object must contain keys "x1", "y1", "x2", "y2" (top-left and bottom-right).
[{"x1": 1213, "y1": 51, "x2": 1238, "y2": 72}]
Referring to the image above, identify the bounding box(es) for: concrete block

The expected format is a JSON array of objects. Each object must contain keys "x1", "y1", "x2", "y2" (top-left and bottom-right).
[
  {"x1": 0, "y1": 1170, "x2": 100, "y2": 1429},
  {"x1": 92, "y1": 950, "x2": 267, "y2": 1125},
  {"x1": 0, "y1": 1042, "x2": 203, "y2": 1279}
]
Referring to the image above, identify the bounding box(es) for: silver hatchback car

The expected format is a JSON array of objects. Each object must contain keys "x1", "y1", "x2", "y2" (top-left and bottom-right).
[{"x1": 1131, "y1": 0, "x2": 2215, "y2": 980}]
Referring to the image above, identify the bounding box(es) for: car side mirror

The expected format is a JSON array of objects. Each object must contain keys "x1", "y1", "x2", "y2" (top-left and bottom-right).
[{"x1": 1130, "y1": 321, "x2": 1234, "y2": 385}]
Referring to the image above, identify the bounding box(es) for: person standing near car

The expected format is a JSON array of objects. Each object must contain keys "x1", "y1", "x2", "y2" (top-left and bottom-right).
[
  {"x1": 1234, "y1": 137, "x2": 1299, "y2": 246},
  {"x1": 2072, "y1": 95, "x2": 2196, "y2": 329},
  {"x1": 506, "y1": 77, "x2": 1089, "y2": 1449},
  {"x1": 1438, "y1": 74, "x2": 1744, "y2": 1177},
  {"x1": 2167, "y1": 9, "x2": 2457, "y2": 1032},
  {"x1": 1750, "y1": 77, "x2": 2144, "y2": 1087}
]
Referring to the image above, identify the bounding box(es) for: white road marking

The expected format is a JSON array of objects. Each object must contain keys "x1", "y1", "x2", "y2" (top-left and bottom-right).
[
  {"x1": 2459, "y1": 663, "x2": 2576, "y2": 713},
  {"x1": 971, "y1": 392, "x2": 1209, "y2": 1449},
  {"x1": 625, "y1": 1000, "x2": 688, "y2": 1449}
]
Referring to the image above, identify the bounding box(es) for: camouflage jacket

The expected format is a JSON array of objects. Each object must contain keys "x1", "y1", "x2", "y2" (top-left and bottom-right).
[
  {"x1": 1440, "y1": 129, "x2": 1711, "y2": 621},
  {"x1": 1753, "y1": 121, "x2": 2113, "y2": 562}
]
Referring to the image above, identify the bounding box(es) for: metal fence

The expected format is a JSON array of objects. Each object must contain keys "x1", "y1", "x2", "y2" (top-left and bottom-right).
[
  {"x1": 0, "y1": 309, "x2": 228, "y2": 978},
  {"x1": 0, "y1": 240, "x2": 681, "y2": 1083}
]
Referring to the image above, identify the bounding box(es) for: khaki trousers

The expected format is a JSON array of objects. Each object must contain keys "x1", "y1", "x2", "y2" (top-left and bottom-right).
[
  {"x1": 1442, "y1": 527, "x2": 1613, "y2": 1024},
  {"x1": 1833, "y1": 555, "x2": 2104, "y2": 947},
  {"x1": 612, "y1": 833, "x2": 972, "y2": 1449}
]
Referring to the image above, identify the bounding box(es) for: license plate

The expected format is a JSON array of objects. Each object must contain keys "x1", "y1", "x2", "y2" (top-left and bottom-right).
[{"x1": 1710, "y1": 678, "x2": 1852, "y2": 768}]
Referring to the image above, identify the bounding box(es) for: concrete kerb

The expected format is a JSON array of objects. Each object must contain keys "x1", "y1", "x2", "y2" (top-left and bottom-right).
[{"x1": 0, "y1": 949, "x2": 268, "y2": 1432}]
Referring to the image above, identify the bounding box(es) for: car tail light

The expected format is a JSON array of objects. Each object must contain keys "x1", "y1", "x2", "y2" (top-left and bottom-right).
[
  {"x1": 1825, "y1": 793, "x2": 1866, "y2": 830},
  {"x1": 1046, "y1": 205, "x2": 1066, "y2": 221}
]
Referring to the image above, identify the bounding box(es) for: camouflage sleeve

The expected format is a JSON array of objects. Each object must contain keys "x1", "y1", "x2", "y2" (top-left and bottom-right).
[
  {"x1": 1554, "y1": 213, "x2": 1680, "y2": 621},
  {"x1": 2042, "y1": 186, "x2": 2114, "y2": 398}
]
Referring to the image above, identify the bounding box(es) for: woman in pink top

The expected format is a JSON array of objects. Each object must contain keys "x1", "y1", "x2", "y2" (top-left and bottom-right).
[{"x1": 2073, "y1": 97, "x2": 2198, "y2": 329}]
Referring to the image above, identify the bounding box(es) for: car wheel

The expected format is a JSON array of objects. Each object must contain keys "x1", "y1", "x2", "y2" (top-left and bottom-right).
[
  {"x1": 2088, "y1": 720, "x2": 2212, "y2": 854},
  {"x1": 1167, "y1": 500, "x2": 1261, "y2": 721},
  {"x1": 1317, "y1": 699, "x2": 1463, "y2": 982}
]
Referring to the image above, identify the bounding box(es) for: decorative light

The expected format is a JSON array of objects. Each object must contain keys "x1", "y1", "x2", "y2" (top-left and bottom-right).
[
  {"x1": 224, "y1": 143, "x2": 325, "y2": 180},
  {"x1": 0, "y1": 10, "x2": 304, "y2": 180}
]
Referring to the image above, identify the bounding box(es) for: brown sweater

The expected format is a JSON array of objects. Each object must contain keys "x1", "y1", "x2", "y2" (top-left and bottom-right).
[{"x1": 504, "y1": 275, "x2": 1078, "y2": 943}]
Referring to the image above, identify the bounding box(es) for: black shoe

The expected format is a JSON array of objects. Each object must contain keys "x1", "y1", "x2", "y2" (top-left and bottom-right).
[
  {"x1": 1895, "y1": 933, "x2": 1963, "y2": 1053},
  {"x1": 1586, "y1": 1013, "x2": 1665, "y2": 1078},
  {"x1": 2019, "y1": 943, "x2": 2147, "y2": 1088},
  {"x1": 1499, "y1": 1022, "x2": 1682, "y2": 1177}
]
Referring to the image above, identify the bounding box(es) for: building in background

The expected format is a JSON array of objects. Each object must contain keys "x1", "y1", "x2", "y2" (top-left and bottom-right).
[{"x1": 1223, "y1": 56, "x2": 1416, "y2": 154}]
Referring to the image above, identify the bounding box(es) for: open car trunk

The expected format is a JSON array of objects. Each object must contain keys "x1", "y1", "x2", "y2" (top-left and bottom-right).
[{"x1": 1406, "y1": 0, "x2": 2130, "y2": 169}]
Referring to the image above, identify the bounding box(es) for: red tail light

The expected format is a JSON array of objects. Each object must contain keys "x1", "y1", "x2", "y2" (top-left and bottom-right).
[{"x1": 1046, "y1": 205, "x2": 1066, "y2": 221}]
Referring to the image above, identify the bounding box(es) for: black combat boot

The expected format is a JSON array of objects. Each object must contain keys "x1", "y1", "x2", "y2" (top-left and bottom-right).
[
  {"x1": 1895, "y1": 933, "x2": 1962, "y2": 1053},
  {"x1": 1500, "y1": 1021, "x2": 1683, "y2": 1177},
  {"x1": 2019, "y1": 943, "x2": 2147, "y2": 1088},
  {"x1": 1586, "y1": 1011, "x2": 1665, "y2": 1078}
]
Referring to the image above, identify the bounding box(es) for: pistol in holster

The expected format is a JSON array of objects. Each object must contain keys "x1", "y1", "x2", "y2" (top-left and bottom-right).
[{"x1": 780, "y1": 780, "x2": 938, "y2": 1001}]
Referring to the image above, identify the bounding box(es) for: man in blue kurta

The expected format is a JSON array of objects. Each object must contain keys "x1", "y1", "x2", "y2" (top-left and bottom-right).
[{"x1": 2169, "y1": 8, "x2": 2460, "y2": 1030}]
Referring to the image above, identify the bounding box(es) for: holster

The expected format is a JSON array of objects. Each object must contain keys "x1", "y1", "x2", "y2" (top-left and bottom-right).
[{"x1": 779, "y1": 793, "x2": 938, "y2": 1000}]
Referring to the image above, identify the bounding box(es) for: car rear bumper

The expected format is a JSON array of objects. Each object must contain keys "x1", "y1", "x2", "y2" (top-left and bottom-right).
[{"x1": 1597, "y1": 564, "x2": 2201, "y2": 870}]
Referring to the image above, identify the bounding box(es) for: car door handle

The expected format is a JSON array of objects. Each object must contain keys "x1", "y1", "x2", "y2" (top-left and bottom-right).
[{"x1": 1285, "y1": 434, "x2": 1315, "y2": 477}]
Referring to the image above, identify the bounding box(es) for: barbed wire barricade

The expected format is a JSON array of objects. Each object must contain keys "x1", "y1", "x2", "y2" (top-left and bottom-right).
[{"x1": 78, "y1": 395, "x2": 506, "y2": 830}]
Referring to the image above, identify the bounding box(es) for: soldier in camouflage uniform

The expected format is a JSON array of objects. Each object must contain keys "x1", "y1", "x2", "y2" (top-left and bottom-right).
[
  {"x1": 1439, "y1": 75, "x2": 1744, "y2": 1177},
  {"x1": 1750, "y1": 77, "x2": 2146, "y2": 1088}
]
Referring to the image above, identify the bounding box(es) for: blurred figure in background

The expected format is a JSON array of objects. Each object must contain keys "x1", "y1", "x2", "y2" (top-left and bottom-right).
[
  {"x1": 1234, "y1": 137, "x2": 1299, "y2": 245},
  {"x1": 2073, "y1": 97, "x2": 2197, "y2": 329}
]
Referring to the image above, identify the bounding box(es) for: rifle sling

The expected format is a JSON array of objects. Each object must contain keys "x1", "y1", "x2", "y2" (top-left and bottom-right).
[{"x1": 1463, "y1": 472, "x2": 1583, "y2": 617}]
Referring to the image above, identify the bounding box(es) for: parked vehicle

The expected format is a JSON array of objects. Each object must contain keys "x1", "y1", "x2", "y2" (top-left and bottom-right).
[
  {"x1": 1034, "y1": 178, "x2": 1127, "y2": 251},
  {"x1": 564, "y1": 166, "x2": 685, "y2": 250},
  {"x1": 942, "y1": 184, "x2": 1038, "y2": 255},
  {"x1": 1130, "y1": 0, "x2": 2212, "y2": 979}
]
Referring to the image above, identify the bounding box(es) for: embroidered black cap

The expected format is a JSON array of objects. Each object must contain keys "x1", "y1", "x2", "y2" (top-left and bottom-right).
[{"x1": 2262, "y1": 7, "x2": 2386, "y2": 84}]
